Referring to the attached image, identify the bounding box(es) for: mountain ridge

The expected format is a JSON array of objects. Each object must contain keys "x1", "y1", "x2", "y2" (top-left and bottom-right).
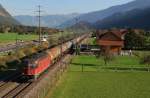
[
  {"x1": 94, "y1": 7, "x2": 150, "y2": 30},
  {"x1": 0, "y1": 4, "x2": 20, "y2": 26},
  {"x1": 60, "y1": 0, "x2": 150, "y2": 28},
  {"x1": 14, "y1": 13, "x2": 79, "y2": 28}
]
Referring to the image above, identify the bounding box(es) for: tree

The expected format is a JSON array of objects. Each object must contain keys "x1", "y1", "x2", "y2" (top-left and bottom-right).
[
  {"x1": 96, "y1": 46, "x2": 114, "y2": 65},
  {"x1": 0, "y1": 25, "x2": 7, "y2": 33},
  {"x1": 75, "y1": 45, "x2": 80, "y2": 55},
  {"x1": 125, "y1": 30, "x2": 146, "y2": 50}
]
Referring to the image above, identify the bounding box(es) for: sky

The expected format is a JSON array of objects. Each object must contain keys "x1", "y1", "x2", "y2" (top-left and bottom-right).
[{"x1": 0, "y1": 0, "x2": 134, "y2": 16}]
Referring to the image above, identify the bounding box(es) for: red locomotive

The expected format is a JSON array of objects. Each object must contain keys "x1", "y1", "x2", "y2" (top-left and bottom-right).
[{"x1": 22, "y1": 35, "x2": 86, "y2": 80}]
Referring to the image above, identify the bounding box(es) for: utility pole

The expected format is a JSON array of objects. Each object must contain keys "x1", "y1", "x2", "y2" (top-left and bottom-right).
[
  {"x1": 60, "y1": 31, "x2": 63, "y2": 57},
  {"x1": 37, "y1": 5, "x2": 42, "y2": 44},
  {"x1": 75, "y1": 18, "x2": 79, "y2": 55},
  {"x1": 75, "y1": 18, "x2": 78, "y2": 35},
  {"x1": 15, "y1": 33, "x2": 18, "y2": 51}
]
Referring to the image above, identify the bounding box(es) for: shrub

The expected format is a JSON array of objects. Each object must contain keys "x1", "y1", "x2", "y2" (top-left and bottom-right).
[
  {"x1": 0, "y1": 57, "x2": 7, "y2": 69},
  {"x1": 140, "y1": 55, "x2": 150, "y2": 72},
  {"x1": 96, "y1": 52, "x2": 115, "y2": 65},
  {"x1": 23, "y1": 47, "x2": 35, "y2": 56},
  {"x1": 41, "y1": 42, "x2": 49, "y2": 49},
  {"x1": 133, "y1": 51, "x2": 140, "y2": 57},
  {"x1": 140, "y1": 55, "x2": 150, "y2": 65},
  {"x1": 103, "y1": 55, "x2": 114, "y2": 65},
  {"x1": 16, "y1": 49, "x2": 26, "y2": 58},
  {"x1": 7, "y1": 55, "x2": 18, "y2": 62}
]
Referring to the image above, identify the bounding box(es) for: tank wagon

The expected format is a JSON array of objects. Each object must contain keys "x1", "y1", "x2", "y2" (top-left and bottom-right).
[{"x1": 22, "y1": 34, "x2": 87, "y2": 80}]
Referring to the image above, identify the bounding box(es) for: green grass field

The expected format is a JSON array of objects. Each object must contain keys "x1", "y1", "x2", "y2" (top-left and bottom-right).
[
  {"x1": 48, "y1": 55, "x2": 150, "y2": 98},
  {"x1": 50, "y1": 72, "x2": 150, "y2": 98},
  {"x1": 0, "y1": 32, "x2": 74, "y2": 45},
  {"x1": 0, "y1": 33, "x2": 38, "y2": 44},
  {"x1": 69, "y1": 55, "x2": 146, "y2": 72}
]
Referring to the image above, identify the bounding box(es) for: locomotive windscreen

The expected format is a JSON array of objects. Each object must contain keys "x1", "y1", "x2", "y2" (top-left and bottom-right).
[{"x1": 22, "y1": 59, "x2": 28, "y2": 66}]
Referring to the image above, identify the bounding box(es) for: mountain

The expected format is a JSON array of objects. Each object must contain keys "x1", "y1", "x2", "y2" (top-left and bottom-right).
[
  {"x1": 66, "y1": 21, "x2": 93, "y2": 32},
  {"x1": 94, "y1": 7, "x2": 150, "y2": 29},
  {"x1": 14, "y1": 13, "x2": 79, "y2": 28},
  {"x1": 0, "y1": 4, "x2": 20, "y2": 26},
  {"x1": 60, "y1": 0, "x2": 150, "y2": 28}
]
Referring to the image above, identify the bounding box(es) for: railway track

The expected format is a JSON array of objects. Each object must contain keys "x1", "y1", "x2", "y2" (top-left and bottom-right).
[
  {"x1": 0, "y1": 75, "x2": 22, "y2": 98},
  {"x1": 2, "y1": 82, "x2": 31, "y2": 98},
  {"x1": 0, "y1": 72, "x2": 20, "y2": 87}
]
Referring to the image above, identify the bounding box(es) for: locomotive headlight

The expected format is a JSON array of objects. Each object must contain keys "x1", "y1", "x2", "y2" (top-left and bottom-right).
[
  {"x1": 35, "y1": 61, "x2": 38, "y2": 64},
  {"x1": 31, "y1": 61, "x2": 38, "y2": 68}
]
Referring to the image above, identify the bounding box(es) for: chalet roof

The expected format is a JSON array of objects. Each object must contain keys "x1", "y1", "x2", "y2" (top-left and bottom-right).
[{"x1": 97, "y1": 29, "x2": 127, "y2": 40}]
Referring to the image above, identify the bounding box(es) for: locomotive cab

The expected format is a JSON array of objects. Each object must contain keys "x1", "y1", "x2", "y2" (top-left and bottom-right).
[
  {"x1": 22, "y1": 53, "x2": 51, "y2": 81},
  {"x1": 22, "y1": 59, "x2": 38, "y2": 81}
]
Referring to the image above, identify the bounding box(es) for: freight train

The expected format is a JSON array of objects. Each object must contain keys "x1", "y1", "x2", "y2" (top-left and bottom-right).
[{"x1": 22, "y1": 34, "x2": 87, "y2": 80}]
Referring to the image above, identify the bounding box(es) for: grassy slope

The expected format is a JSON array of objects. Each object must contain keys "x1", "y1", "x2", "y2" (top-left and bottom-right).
[
  {"x1": 0, "y1": 33, "x2": 38, "y2": 44},
  {"x1": 49, "y1": 55, "x2": 150, "y2": 98},
  {"x1": 82, "y1": 37, "x2": 96, "y2": 45}
]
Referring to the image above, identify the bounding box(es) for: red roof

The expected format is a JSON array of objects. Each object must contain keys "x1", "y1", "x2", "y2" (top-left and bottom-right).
[
  {"x1": 97, "y1": 29, "x2": 128, "y2": 41},
  {"x1": 96, "y1": 29, "x2": 127, "y2": 47}
]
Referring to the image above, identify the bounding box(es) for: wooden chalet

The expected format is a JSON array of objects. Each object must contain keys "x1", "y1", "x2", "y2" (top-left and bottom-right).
[{"x1": 96, "y1": 29, "x2": 127, "y2": 55}]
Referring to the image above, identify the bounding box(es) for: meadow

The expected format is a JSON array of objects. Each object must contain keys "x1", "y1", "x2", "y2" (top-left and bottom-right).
[
  {"x1": 0, "y1": 32, "x2": 72, "y2": 44},
  {"x1": 48, "y1": 55, "x2": 150, "y2": 98},
  {"x1": 0, "y1": 33, "x2": 38, "y2": 45},
  {"x1": 69, "y1": 55, "x2": 147, "y2": 72}
]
